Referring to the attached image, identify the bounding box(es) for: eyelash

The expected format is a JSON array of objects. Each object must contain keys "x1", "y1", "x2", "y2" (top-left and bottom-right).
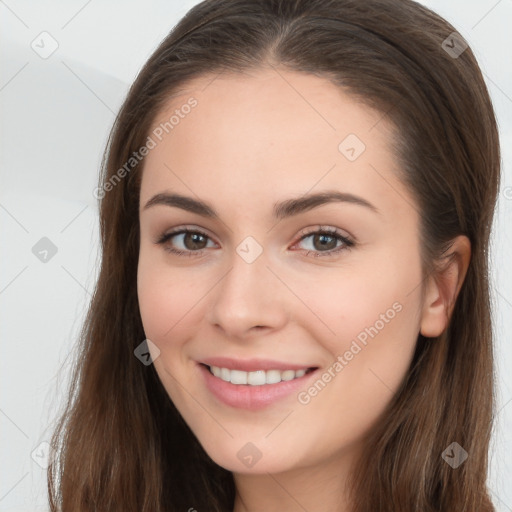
[{"x1": 154, "y1": 225, "x2": 355, "y2": 259}]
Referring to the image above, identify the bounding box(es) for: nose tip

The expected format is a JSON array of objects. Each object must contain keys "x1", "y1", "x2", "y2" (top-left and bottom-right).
[{"x1": 206, "y1": 252, "x2": 290, "y2": 341}]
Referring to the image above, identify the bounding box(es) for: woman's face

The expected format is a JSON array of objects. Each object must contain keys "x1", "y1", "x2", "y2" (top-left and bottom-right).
[{"x1": 137, "y1": 68, "x2": 426, "y2": 474}]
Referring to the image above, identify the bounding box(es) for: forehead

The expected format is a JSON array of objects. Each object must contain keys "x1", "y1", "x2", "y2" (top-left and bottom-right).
[
  {"x1": 139, "y1": 68, "x2": 411, "y2": 221},
  {"x1": 147, "y1": 68, "x2": 391, "y2": 153}
]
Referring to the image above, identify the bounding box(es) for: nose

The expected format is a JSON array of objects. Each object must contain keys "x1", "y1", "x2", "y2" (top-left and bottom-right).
[{"x1": 206, "y1": 246, "x2": 289, "y2": 341}]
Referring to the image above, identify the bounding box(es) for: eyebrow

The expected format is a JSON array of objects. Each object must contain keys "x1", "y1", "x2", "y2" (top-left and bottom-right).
[{"x1": 143, "y1": 190, "x2": 380, "y2": 219}]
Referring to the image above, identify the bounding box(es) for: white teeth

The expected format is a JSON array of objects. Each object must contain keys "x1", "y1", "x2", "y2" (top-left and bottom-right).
[
  {"x1": 281, "y1": 370, "x2": 295, "y2": 381},
  {"x1": 220, "y1": 367, "x2": 230, "y2": 381},
  {"x1": 247, "y1": 370, "x2": 266, "y2": 386},
  {"x1": 208, "y1": 365, "x2": 311, "y2": 386},
  {"x1": 266, "y1": 369, "x2": 281, "y2": 384},
  {"x1": 230, "y1": 370, "x2": 248, "y2": 385}
]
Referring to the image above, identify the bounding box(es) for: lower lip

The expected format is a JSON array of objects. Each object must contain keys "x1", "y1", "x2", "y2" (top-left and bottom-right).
[{"x1": 198, "y1": 363, "x2": 319, "y2": 410}]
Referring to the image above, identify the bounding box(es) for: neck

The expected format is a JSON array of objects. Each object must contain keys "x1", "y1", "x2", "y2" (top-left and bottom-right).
[{"x1": 232, "y1": 444, "x2": 359, "y2": 512}]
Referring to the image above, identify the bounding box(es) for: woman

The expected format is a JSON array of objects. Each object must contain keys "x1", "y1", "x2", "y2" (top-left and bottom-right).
[{"x1": 48, "y1": 0, "x2": 500, "y2": 510}]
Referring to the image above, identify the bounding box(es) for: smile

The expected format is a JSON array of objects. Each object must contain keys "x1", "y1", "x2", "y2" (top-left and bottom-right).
[
  {"x1": 197, "y1": 361, "x2": 320, "y2": 410},
  {"x1": 207, "y1": 365, "x2": 315, "y2": 385}
]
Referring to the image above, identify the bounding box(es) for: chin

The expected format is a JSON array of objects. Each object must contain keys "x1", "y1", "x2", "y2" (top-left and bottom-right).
[{"x1": 196, "y1": 436, "x2": 304, "y2": 475}]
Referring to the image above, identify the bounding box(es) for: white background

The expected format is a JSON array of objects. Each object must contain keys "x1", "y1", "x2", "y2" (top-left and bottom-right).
[{"x1": 1, "y1": 1, "x2": 511, "y2": 510}]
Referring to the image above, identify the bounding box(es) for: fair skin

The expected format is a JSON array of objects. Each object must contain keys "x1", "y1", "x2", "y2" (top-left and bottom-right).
[{"x1": 137, "y1": 67, "x2": 470, "y2": 512}]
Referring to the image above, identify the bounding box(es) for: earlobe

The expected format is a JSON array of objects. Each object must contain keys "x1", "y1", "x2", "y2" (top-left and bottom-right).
[{"x1": 420, "y1": 235, "x2": 471, "y2": 338}]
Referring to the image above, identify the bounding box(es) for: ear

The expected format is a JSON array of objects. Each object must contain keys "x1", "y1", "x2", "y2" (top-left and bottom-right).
[{"x1": 420, "y1": 235, "x2": 471, "y2": 338}]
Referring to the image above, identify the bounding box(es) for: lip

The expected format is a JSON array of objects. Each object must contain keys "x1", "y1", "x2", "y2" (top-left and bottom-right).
[
  {"x1": 197, "y1": 362, "x2": 320, "y2": 410},
  {"x1": 200, "y1": 356, "x2": 316, "y2": 372}
]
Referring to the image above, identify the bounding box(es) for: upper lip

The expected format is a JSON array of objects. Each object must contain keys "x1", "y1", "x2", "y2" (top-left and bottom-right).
[{"x1": 199, "y1": 357, "x2": 318, "y2": 372}]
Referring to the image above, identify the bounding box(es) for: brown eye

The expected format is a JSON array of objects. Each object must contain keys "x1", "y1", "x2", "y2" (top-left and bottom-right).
[
  {"x1": 156, "y1": 228, "x2": 215, "y2": 256},
  {"x1": 310, "y1": 233, "x2": 339, "y2": 251},
  {"x1": 294, "y1": 227, "x2": 355, "y2": 258},
  {"x1": 181, "y1": 232, "x2": 208, "y2": 250}
]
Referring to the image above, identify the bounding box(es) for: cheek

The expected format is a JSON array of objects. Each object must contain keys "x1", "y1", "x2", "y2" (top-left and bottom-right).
[
  {"x1": 287, "y1": 276, "x2": 420, "y2": 463},
  {"x1": 293, "y1": 251, "x2": 421, "y2": 391},
  {"x1": 337, "y1": 241, "x2": 421, "y2": 347},
  {"x1": 137, "y1": 253, "x2": 212, "y2": 355},
  {"x1": 302, "y1": 264, "x2": 421, "y2": 422},
  {"x1": 137, "y1": 268, "x2": 172, "y2": 342},
  {"x1": 137, "y1": 259, "x2": 207, "y2": 410},
  {"x1": 137, "y1": 250, "x2": 179, "y2": 343},
  {"x1": 296, "y1": 261, "x2": 419, "y2": 355}
]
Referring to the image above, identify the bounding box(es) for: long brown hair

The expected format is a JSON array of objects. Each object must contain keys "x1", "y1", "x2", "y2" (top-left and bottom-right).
[{"x1": 48, "y1": 0, "x2": 501, "y2": 510}]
